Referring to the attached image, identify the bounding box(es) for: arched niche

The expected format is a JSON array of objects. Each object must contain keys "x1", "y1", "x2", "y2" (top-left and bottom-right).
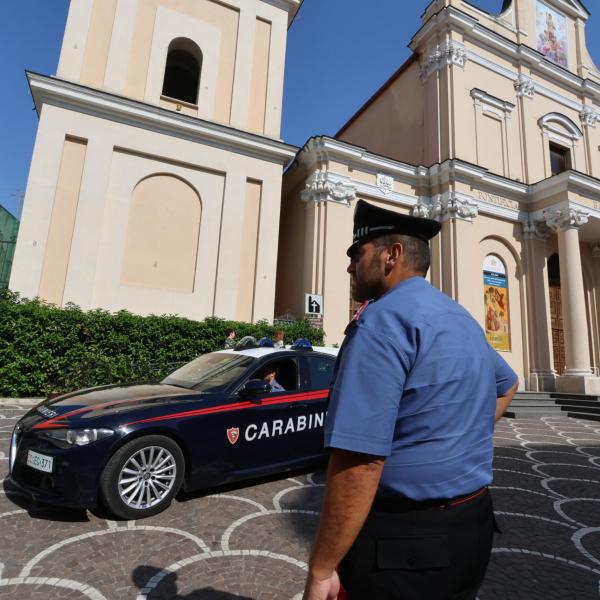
[
  {"x1": 478, "y1": 235, "x2": 525, "y2": 376},
  {"x1": 121, "y1": 174, "x2": 201, "y2": 293}
]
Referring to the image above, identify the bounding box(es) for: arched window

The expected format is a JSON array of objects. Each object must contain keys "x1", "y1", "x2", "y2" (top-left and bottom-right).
[
  {"x1": 538, "y1": 113, "x2": 582, "y2": 176},
  {"x1": 483, "y1": 255, "x2": 510, "y2": 351},
  {"x1": 161, "y1": 38, "x2": 202, "y2": 105}
]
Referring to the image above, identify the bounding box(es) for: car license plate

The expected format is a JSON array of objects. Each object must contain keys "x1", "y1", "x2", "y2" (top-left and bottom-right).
[{"x1": 26, "y1": 450, "x2": 54, "y2": 473}]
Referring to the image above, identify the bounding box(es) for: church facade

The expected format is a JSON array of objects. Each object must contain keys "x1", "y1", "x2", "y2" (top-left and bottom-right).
[
  {"x1": 277, "y1": 0, "x2": 600, "y2": 394},
  {"x1": 10, "y1": 0, "x2": 600, "y2": 393}
]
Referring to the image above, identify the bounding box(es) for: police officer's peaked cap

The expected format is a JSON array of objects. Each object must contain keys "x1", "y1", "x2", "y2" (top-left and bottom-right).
[{"x1": 346, "y1": 200, "x2": 441, "y2": 256}]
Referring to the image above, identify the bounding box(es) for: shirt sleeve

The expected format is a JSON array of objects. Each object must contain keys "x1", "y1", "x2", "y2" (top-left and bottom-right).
[
  {"x1": 490, "y1": 346, "x2": 518, "y2": 396},
  {"x1": 324, "y1": 324, "x2": 410, "y2": 457}
]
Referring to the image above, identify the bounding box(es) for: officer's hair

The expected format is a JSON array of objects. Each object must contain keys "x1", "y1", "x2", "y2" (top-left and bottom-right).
[{"x1": 374, "y1": 234, "x2": 431, "y2": 275}]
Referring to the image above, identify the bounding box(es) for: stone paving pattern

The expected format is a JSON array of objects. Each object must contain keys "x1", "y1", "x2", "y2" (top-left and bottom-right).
[{"x1": 0, "y1": 403, "x2": 599, "y2": 599}]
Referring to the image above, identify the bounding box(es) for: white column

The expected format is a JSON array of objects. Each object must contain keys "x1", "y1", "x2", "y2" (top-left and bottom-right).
[{"x1": 545, "y1": 208, "x2": 592, "y2": 376}]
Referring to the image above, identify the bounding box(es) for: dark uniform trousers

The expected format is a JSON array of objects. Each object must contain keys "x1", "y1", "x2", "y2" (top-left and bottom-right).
[{"x1": 338, "y1": 488, "x2": 495, "y2": 600}]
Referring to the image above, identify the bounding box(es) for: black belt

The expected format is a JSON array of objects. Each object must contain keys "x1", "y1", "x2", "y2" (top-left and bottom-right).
[{"x1": 371, "y1": 486, "x2": 488, "y2": 513}]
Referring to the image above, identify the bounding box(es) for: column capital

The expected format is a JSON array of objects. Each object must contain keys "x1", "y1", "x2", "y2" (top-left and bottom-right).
[
  {"x1": 543, "y1": 207, "x2": 589, "y2": 231},
  {"x1": 419, "y1": 41, "x2": 467, "y2": 81},
  {"x1": 522, "y1": 219, "x2": 550, "y2": 240},
  {"x1": 430, "y1": 193, "x2": 478, "y2": 222},
  {"x1": 300, "y1": 172, "x2": 356, "y2": 206},
  {"x1": 580, "y1": 106, "x2": 600, "y2": 128},
  {"x1": 411, "y1": 202, "x2": 432, "y2": 218},
  {"x1": 514, "y1": 74, "x2": 535, "y2": 98}
]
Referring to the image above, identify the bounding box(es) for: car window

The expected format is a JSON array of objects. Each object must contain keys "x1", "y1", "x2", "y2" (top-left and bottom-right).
[
  {"x1": 162, "y1": 353, "x2": 255, "y2": 392},
  {"x1": 247, "y1": 358, "x2": 298, "y2": 393},
  {"x1": 306, "y1": 355, "x2": 335, "y2": 390}
]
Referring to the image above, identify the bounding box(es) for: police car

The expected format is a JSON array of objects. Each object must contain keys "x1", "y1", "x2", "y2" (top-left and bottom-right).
[{"x1": 9, "y1": 339, "x2": 337, "y2": 519}]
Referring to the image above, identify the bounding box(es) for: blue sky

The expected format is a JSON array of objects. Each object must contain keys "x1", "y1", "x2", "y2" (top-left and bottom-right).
[{"x1": 0, "y1": 0, "x2": 598, "y2": 218}]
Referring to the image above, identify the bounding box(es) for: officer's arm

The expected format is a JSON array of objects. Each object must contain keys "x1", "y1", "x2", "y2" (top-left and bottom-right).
[
  {"x1": 496, "y1": 380, "x2": 518, "y2": 421},
  {"x1": 306, "y1": 449, "x2": 384, "y2": 583}
]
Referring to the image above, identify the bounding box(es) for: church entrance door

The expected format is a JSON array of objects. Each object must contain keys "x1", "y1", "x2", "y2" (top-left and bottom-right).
[{"x1": 548, "y1": 254, "x2": 565, "y2": 375}]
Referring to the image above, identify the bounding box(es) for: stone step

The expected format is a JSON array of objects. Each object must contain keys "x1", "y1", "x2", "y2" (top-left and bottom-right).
[
  {"x1": 514, "y1": 393, "x2": 554, "y2": 400},
  {"x1": 503, "y1": 410, "x2": 561, "y2": 419},
  {"x1": 565, "y1": 411, "x2": 600, "y2": 422},
  {"x1": 556, "y1": 398, "x2": 600, "y2": 408},
  {"x1": 511, "y1": 400, "x2": 561, "y2": 407},
  {"x1": 551, "y1": 392, "x2": 600, "y2": 401}
]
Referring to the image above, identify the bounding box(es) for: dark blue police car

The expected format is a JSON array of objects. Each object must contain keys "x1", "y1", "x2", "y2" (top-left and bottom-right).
[{"x1": 9, "y1": 341, "x2": 336, "y2": 519}]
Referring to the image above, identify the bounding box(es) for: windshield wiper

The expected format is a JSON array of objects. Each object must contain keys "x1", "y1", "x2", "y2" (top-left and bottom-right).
[{"x1": 161, "y1": 381, "x2": 194, "y2": 390}]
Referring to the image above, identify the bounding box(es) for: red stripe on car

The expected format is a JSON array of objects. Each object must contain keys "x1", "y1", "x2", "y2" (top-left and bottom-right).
[{"x1": 125, "y1": 390, "x2": 329, "y2": 426}]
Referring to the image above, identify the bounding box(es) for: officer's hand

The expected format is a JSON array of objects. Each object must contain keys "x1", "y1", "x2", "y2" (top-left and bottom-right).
[{"x1": 302, "y1": 569, "x2": 340, "y2": 600}]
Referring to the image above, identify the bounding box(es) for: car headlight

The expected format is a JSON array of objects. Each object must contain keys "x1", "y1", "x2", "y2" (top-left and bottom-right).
[{"x1": 43, "y1": 428, "x2": 114, "y2": 446}]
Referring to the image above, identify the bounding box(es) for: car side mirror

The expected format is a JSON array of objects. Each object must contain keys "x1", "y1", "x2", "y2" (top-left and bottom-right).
[{"x1": 240, "y1": 379, "x2": 272, "y2": 398}]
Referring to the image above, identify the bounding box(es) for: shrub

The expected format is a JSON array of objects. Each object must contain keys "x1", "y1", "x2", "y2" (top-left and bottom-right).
[{"x1": 0, "y1": 290, "x2": 324, "y2": 397}]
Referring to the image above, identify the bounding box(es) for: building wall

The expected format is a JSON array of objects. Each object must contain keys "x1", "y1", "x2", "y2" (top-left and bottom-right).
[
  {"x1": 57, "y1": 0, "x2": 290, "y2": 137},
  {"x1": 10, "y1": 102, "x2": 285, "y2": 322},
  {"x1": 337, "y1": 59, "x2": 426, "y2": 166}
]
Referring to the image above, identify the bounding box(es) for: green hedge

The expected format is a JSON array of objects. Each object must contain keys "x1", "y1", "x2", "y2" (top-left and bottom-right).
[{"x1": 0, "y1": 290, "x2": 324, "y2": 398}]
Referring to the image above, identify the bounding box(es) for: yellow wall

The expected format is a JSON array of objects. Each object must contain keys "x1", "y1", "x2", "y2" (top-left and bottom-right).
[
  {"x1": 248, "y1": 18, "x2": 271, "y2": 134},
  {"x1": 38, "y1": 137, "x2": 87, "y2": 306},
  {"x1": 124, "y1": 0, "x2": 239, "y2": 124},
  {"x1": 338, "y1": 59, "x2": 425, "y2": 165},
  {"x1": 80, "y1": 0, "x2": 118, "y2": 88},
  {"x1": 236, "y1": 179, "x2": 262, "y2": 321},
  {"x1": 121, "y1": 174, "x2": 202, "y2": 293}
]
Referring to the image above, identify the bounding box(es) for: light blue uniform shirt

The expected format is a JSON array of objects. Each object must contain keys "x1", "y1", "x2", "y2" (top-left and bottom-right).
[{"x1": 324, "y1": 276, "x2": 517, "y2": 501}]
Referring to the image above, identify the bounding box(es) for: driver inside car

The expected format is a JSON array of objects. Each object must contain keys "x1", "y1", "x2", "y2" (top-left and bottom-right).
[{"x1": 260, "y1": 366, "x2": 285, "y2": 392}]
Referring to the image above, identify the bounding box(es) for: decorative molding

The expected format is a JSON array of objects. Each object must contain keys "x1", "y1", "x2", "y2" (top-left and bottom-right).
[
  {"x1": 544, "y1": 207, "x2": 589, "y2": 230},
  {"x1": 376, "y1": 173, "x2": 394, "y2": 195},
  {"x1": 538, "y1": 113, "x2": 583, "y2": 141},
  {"x1": 514, "y1": 74, "x2": 535, "y2": 98},
  {"x1": 27, "y1": 72, "x2": 297, "y2": 165},
  {"x1": 430, "y1": 192, "x2": 479, "y2": 222},
  {"x1": 411, "y1": 5, "x2": 600, "y2": 106},
  {"x1": 411, "y1": 202, "x2": 432, "y2": 218},
  {"x1": 419, "y1": 41, "x2": 467, "y2": 81},
  {"x1": 580, "y1": 106, "x2": 600, "y2": 128},
  {"x1": 522, "y1": 220, "x2": 551, "y2": 240},
  {"x1": 470, "y1": 88, "x2": 515, "y2": 113},
  {"x1": 300, "y1": 172, "x2": 356, "y2": 206}
]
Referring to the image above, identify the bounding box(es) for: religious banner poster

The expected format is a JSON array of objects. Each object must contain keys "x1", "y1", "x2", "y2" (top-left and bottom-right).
[
  {"x1": 536, "y1": 1, "x2": 568, "y2": 67},
  {"x1": 483, "y1": 255, "x2": 510, "y2": 351}
]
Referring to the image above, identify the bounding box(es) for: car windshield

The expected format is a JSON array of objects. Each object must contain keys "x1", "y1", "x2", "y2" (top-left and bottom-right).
[{"x1": 162, "y1": 353, "x2": 255, "y2": 391}]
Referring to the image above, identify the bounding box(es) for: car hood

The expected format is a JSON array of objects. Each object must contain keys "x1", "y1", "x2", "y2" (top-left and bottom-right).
[{"x1": 24, "y1": 384, "x2": 200, "y2": 430}]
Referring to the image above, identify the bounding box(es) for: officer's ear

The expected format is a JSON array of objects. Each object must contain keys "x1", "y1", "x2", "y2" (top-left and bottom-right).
[{"x1": 387, "y1": 241, "x2": 404, "y2": 265}]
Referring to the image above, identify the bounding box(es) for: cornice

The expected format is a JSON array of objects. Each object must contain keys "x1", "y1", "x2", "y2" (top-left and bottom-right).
[
  {"x1": 261, "y1": 0, "x2": 302, "y2": 26},
  {"x1": 295, "y1": 137, "x2": 600, "y2": 223},
  {"x1": 410, "y1": 6, "x2": 599, "y2": 104},
  {"x1": 470, "y1": 88, "x2": 515, "y2": 112},
  {"x1": 27, "y1": 72, "x2": 297, "y2": 165}
]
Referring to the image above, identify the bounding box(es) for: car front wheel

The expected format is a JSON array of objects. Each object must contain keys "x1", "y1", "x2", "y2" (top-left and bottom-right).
[{"x1": 100, "y1": 435, "x2": 184, "y2": 519}]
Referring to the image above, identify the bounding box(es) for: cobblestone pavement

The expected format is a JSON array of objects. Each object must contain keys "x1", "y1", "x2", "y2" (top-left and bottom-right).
[{"x1": 0, "y1": 403, "x2": 599, "y2": 599}]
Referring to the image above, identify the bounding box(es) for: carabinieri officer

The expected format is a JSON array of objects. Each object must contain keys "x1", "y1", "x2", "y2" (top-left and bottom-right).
[{"x1": 302, "y1": 200, "x2": 518, "y2": 600}]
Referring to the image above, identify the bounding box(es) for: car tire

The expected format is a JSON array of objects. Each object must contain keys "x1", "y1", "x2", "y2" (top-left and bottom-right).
[{"x1": 100, "y1": 435, "x2": 185, "y2": 520}]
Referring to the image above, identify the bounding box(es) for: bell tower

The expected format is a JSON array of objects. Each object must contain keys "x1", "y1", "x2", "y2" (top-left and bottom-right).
[{"x1": 10, "y1": 0, "x2": 300, "y2": 323}]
